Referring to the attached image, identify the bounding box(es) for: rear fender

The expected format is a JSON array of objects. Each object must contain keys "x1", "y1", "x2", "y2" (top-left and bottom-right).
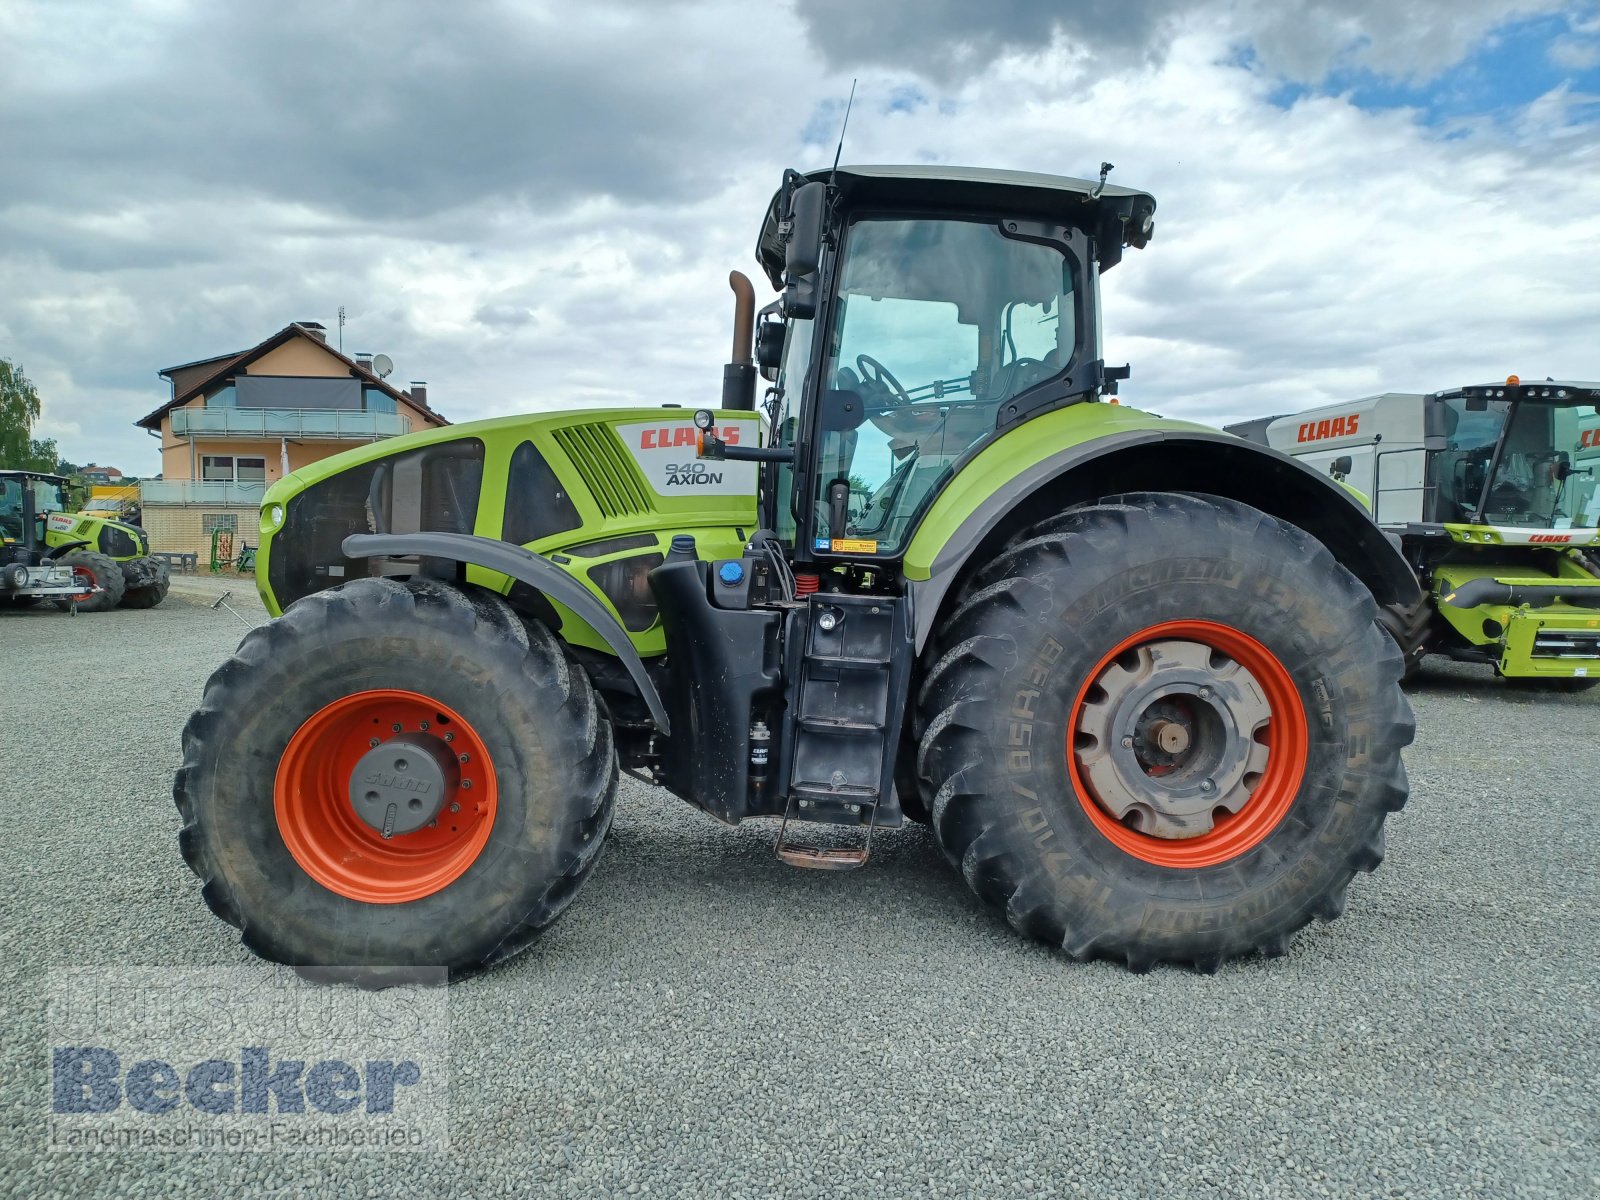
[
  {"x1": 342, "y1": 531, "x2": 670, "y2": 733},
  {"x1": 906, "y1": 424, "x2": 1422, "y2": 651}
]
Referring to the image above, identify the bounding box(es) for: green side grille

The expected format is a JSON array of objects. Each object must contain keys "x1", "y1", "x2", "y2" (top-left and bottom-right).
[{"x1": 552, "y1": 424, "x2": 653, "y2": 518}]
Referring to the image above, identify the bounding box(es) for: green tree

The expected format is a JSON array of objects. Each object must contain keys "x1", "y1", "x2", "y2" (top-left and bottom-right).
[{"x1": 0, "y1": 358, "x2": 62, "y2": 472}]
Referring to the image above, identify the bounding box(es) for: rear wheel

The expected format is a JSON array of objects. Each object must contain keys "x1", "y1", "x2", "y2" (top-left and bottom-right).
[
  {"x1": 916, "y1": 493, "x2": 1413, "y2": 971},
  {"x1": 53, "y1": 550, "x2": 124, "y2": 612},
  {"x1": 119, "y1": 555, "x2": 170, "y2": 608},
  {"x1": 175, "y1": 578, "x2": 617, "y2": 984}
]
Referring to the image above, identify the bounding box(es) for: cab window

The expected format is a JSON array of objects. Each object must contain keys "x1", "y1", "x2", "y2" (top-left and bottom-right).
[{"x1": 811, "y1": 217, "x2": 1078, "y2": 556}]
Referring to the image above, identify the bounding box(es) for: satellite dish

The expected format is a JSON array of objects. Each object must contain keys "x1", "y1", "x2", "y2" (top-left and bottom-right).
[{"x1": 371, "y1": 353, "x2": 394, "y2": 379}]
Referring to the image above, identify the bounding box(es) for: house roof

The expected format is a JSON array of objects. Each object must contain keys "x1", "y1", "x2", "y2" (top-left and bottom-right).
[{"x1": 138, "y1": 323, "x2": 448, "y2": 430}]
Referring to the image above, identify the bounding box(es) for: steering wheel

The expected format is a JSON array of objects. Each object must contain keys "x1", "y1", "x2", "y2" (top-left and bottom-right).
[{"x1": 856, "y1": 354, "x2": 912, "y2": 408}]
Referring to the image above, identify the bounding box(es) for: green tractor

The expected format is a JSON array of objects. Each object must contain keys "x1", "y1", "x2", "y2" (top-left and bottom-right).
[
  {"x1": 176, "y1": 165, "x2": 1417, "y2": 981},
  {"x1": 0, "y1": 469, "x2": 170, "y2": 611}
]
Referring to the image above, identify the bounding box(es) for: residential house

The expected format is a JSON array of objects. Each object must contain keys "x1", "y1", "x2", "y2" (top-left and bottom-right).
[{"x1": 136, "y1": 321, "x2": 446, "y2": 558}]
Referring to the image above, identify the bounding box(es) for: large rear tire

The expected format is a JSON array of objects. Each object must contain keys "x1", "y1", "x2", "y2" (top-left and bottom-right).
[
  {"x1": 174, "y1": 578, "x2": 617, "y2": 984},
  {"x1": 916, "y1": 493, "x2": 1413, "y2": 971},
  {"x1": 119, "y1": 555, "x2": 170, "y2": 608},
  {"x1": 52, "y1": 549, "x2": 124, "y2": 612}
]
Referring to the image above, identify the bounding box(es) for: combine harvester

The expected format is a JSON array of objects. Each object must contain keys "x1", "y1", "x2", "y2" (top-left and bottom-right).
[{"x1": 1228, "y1": 379, "x2": 1600, "y2": 690}]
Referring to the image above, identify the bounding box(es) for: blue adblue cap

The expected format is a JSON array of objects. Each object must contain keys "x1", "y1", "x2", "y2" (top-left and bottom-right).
[{"x1": 718, "y1": 561, "x2": 745, "y2": 585}]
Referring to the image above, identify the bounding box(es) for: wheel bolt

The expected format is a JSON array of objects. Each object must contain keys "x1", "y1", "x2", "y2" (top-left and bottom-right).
[
  {"x1": 459, "y1": 753, "x2": 470, "y2": 763},
  {"x1": 419, "y1": 720, "x2": 430, "y2": 731},
  {"x1": 461, "y1": 779, "x2": 472, "y2": 790},
  {"x1": 444, "y1": 733, "x2": 455, "y2": 743},
  {"x1": 450, "y1": 803, "x2": 461, "y2": 813},
  {"x1": 369, "y1": 738, "x2": 380, "y2": 748},
  {"x1": 1120, "y1": 736, "x2": 1134, "y2": 749},
  {"x1": 392, "y1": 723, "x2": 403, "y2": 732},
  {"x1": 1201, "y1": 778, "x2": 1216, "y2": 794},
  {"x1": 1198, "y1": 687, "x2": 1212, "y2": 701}
]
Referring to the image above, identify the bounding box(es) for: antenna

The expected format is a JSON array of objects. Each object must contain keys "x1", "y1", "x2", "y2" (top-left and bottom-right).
[
  {"x1": 830, "y1": 78, "x2": 857, "y2": 183},
  {"x1": 337, "y1": 305, "x2": 346, "y2": 353},
  {"x1": 1090, "y1": 161, "x2": 1115, "y2": 200}
]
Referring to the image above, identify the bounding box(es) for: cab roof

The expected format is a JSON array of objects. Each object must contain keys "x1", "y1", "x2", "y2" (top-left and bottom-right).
[
  {"x1": 0, "y1": 469, "x2": 68, "y2": 484},
  {"x1": 756, "y1": 163, "x2": 1157, "y2": 287}
]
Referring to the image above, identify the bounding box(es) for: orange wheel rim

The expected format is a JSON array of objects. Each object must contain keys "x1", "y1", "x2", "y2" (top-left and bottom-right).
[
  {"x1": 1066, "y1": 620, "x2": 1308, "y2": 869},
  {"x1": 274, "y1": 689, "x2": 498, "y2": 903},
  {"x1": 70, "y1": 567, "x2": 97, "y2": 602}
]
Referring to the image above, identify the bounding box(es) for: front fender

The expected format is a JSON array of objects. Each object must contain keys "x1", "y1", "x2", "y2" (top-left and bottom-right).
[{"x1": 342, "y1": 531, "x2": 670, "y2": 733}]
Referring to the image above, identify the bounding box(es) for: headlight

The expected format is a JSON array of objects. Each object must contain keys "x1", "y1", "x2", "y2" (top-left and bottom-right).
[{"x1": 262, "y1": 503, "x2": 285, "y2": 533}]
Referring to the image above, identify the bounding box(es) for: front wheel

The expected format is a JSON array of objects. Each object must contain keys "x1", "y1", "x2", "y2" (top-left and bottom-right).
[
  {"x1": 119, "y1": 555, "x2": 170, "y2": 608},
  {"x1": 916, "y1": 493, "x2": 1413, "y2": 971},
  {"x1": 174, "y1": 578, "x2": 617, "y2": 983},
  {"x1": 53, "y1": 550, "x2": 124, "y2": 612}
]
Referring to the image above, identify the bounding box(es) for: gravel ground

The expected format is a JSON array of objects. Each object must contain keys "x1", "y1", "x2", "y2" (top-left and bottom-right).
[{"x1": 2, "y1": 591, "x2": 1597, "y2": 1199}]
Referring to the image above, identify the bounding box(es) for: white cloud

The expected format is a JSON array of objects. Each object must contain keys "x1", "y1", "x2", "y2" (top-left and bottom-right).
[{"x1": 1, "y1": 0, "x2": 1598, "y2": 473}]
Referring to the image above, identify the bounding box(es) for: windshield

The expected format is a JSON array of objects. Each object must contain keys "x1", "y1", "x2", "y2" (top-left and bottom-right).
[
  {"x1": 1478, "y1": 402, "x2": 1600, "y2": 529},
  {"x1": 1432, "y1": 397, "x2": 1510, "y2": 522},
  {"x1": 810, "y1": 216, "x2": 1078, "y2": 556}
]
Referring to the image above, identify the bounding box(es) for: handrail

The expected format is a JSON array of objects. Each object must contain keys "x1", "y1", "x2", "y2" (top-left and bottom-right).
[{"x1": 171, "y1": 408, "x2": 411, "y2": 439}]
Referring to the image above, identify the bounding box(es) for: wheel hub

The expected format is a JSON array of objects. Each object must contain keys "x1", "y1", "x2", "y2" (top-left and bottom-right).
[
  {"x1": 1075, "y1": 638, "x2": 1273, "y2": 840},
  {"x1": 347, "y1": 736, "x2": 455, "y2": 838}
]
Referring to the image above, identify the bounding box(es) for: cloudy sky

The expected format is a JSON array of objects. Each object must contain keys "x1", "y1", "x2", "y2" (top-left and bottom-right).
[{"x1": 3, "y1": 0, "x2": 1598, "y2": 474}]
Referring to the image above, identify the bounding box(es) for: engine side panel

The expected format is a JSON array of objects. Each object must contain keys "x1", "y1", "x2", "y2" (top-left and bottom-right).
[{"x1": 257, "y1": 408, "x2": 760, "y2": 657}]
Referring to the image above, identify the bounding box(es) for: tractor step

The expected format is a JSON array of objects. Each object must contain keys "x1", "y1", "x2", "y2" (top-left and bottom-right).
[
  {"x1": 774, "y1": 792, "x2": 879, "y2": 870},
  {"x1": 773, "y1": 593, "x2": 914, "y2": 869}
]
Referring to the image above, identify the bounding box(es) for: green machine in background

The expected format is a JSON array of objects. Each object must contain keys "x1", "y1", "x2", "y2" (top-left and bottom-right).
[
  {"x1": 0, "y1": 469, "x2": 170, "y2": 611},
  {"x1": 1230, "y1": 380, "x2": 1600, "y2": 689}
]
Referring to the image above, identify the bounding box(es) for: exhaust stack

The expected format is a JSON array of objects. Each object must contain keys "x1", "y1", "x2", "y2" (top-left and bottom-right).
[{"x1": 721, "y1": 271, "x2": 757, "y2": 411}]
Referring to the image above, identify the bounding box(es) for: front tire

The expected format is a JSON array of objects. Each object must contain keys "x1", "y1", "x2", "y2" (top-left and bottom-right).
[
  {"x1": 53, "y1": 549, "x2": 124, "y2": 612},
  {"x1": 916, "y1": 493, "x2": 1413, "y2": 971},
  {"x1": 175, "y1": 578, "x2": 617, "y2": 983},
  {"x1": 119, "y1": 555, "x2": 170, "y2": 608}
]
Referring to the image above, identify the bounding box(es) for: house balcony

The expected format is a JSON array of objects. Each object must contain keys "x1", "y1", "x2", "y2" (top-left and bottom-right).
[
  {"x1": 170, "y1": 407, "x2": 412, "y2": 440},
  {"x1": 140, "y1": 480, "x2": 269, "y2": 506}
]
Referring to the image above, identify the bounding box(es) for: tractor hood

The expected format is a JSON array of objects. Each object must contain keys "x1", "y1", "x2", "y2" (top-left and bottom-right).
[{"x1": 756, "y1": 164, "x2": 1157, "y2": 287}]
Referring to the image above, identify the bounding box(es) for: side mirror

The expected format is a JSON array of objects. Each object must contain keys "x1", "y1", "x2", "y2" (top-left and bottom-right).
[
  {"x1": 784, "y1": 182, "x2": 825, "y2": 278},
  {"x1": 1330, "y1": 455, "x2": 1353, "y2": 477},
  {"x1": 781, "y1": 180, "x2": 826, "y2": 320}
]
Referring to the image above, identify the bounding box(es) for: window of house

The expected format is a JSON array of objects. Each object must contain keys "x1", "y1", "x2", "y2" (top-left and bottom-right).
[
  {"x1": 202, "y1": 456, "x2": 267, "y2": 483},
  {"x1": 364, "y1": 387, "x2": 398, "y2": 414},
  {"x1": 202, "y1": 514, "x2": 238, "y2": 535},
  {"x1": 206, "y1": 384, "x2": 237, "y2": 407}
]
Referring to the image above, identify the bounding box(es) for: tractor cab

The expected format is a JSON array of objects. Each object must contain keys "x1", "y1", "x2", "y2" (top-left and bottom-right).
[
  {"x1": 712, "y1": 165, "x2": 1155, "y2": 565},
  {"x1": 1428, "y1": 380, "x2": 1600, "y2": 535},
  {"x1": 0, "y1": 469, "x2": 68, "y2": 547}
]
